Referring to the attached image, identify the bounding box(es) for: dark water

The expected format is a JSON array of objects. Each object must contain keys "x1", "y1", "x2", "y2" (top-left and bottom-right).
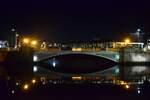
[
  {"x1": 1, "y1": 65, "x2": 150, "y2": 98},
  {"x1": 38, "y1": 54, "x2": 116, "y2": 74}
]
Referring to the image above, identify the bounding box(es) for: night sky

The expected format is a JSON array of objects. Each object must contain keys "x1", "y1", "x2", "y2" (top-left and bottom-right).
[{"x1": 0, "y1": 0, "x2": 150, "y2": 42}]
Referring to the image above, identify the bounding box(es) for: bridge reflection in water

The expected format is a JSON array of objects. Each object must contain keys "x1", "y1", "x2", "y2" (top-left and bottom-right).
[
  {"x1": 33, "y1": 50, "x2": 150, "y2": 83},
  {"x1": 33, "y1": 51, "x2": 118, "y2": 81},
  {"x1": 33, "y1": 65, "x2": 150, "y2": 84}
]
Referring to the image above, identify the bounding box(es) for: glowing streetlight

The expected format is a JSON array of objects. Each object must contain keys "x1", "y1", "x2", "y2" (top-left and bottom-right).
[
  {"x1": 52, "y1": 61, "x2": 56, "y2": 67},
  {"x1": 136, "y1": 29, "x2": 141, "y2": 42},
  {"x1": 15, "y1": 33, "x2": 19, "y2": 49},
  {"x1": 125, "y1": 84, "x2": 130, "y2": 89},
  {"x1": 23, "y1": 84, "x2": 29, "y2": 90},
  {"x1": 33, "y1": 66, "x2": 38, "y2": 72},
  {"x1": 16, "y1": 82, "x2": 19, "y2": 86},
  {"x1": 32, "y1": 79, "x2": 36, "y2": 84},
  {"x1": 137, "y1": 29, "x2": 141, "y2": 32},
  {"x1": 33, "y1": 55, "x2": 38, "y2": 62},
  {"x1": 124, "y1": 38, "x2": 131, "y2": 44},
  {"x1": 23, "y1": 38, "x2": 29, "y2": 44},
  {"x1": 31, "y1": 40, "x2": 37, "y2": 46}
]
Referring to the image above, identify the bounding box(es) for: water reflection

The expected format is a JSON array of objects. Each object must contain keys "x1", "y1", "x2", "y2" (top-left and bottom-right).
[
  {"x1": 1, "y1": 64, "x2": 150, "y2": 96},
  {"x1": 1, "y1": 64, "x2": 150, "y2": 84},
  {"x1": 132, "y1": 66, "x2": 147, "y2": 73},
  {"x1": 33, "y1": 65, "x2": 150, "y2": 83}
]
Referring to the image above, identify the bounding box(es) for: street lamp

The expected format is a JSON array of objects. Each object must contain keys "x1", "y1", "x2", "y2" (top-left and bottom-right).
[
  {"x1": 22, "y1": 38, "x2": 38, "y2": 49},
  {"x1": 31, "y1": 79, "x2": 36, "y2": 84},
  {"x1": 137, "y1": 29, "x2": 141, "y2": 32},
  {"x1": 124, "y1": 38, "x2": 130, "y2": 44},
  {"x1": 136, "y1": 29, "x2": 141, "y2": 42},
  {"x1": 124, "y1": 38, "x2": 131, "y2": 47},
  {"x1": 31, "y1": 40, "x2": 37, "y2": 46},
  {"x1": 23, "y1": 84, "x2": 29, "y2": 90},
  {"x1": 15, "y1": 33, "x2": 19, "y2": 49},
  {"x1": 23, "y1": 38, "x2": 29, "y2": 44}
]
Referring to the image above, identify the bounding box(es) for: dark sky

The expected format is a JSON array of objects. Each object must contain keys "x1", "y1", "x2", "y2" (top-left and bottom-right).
[{"x1": 0, "y1": 0, "x2": 150, "y2": 42}]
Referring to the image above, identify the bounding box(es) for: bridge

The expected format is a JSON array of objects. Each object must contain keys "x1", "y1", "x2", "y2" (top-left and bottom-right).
[{"x1": 33, "y1": 50, "x2": 120, "y2": 63}]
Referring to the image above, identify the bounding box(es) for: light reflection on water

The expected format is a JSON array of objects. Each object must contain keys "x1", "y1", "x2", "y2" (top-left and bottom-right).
[
  {"x1": 123, "y1": 65, "x2": 150, "y2": 82},
  {"x1": 0, "y1": 64, "x2": 150, "y2": 83},
  {"x1": 33, "y1": 65, "x2": 150, "y2": 82},
  {"x1": 132, "y1": 66, "x2": 148, "y2": 73}
]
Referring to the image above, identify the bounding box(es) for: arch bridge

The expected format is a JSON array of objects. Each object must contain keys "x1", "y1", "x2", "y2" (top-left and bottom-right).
[{"x1": 33, "y1": 50, "x2": 120, "y2": 63}]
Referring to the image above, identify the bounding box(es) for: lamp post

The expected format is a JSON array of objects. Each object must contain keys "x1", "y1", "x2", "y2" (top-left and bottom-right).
[
  {"x1": 136, "y1": 29, "x2": 141, "y2": 42},
  {"x1": 15, "y1": 33, "x2": 19, "y2": 49}
]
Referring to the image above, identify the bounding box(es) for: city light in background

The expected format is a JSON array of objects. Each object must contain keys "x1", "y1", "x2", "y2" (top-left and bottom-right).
[
  {"x1": 22, "y1": 37, "x2": 39, "y2": 49},
  {"x1": 23, "y1": 38, "x2": 29, "y2": 44},
  {"x1": 31, "y1": 79, "x2": 36, "y2": 84},
  {"x1": 124, "y1": 38, "x2": 131, "y2": 44},
  {"x1": 23, "y1": 84, "x2": 29, "y2": 90},
  {"x1": 125, "y1": 84, "x2": 130, "y2": 89},
  {"x1": 31, "y1": 40, "x2": 37, "y2": 46}
]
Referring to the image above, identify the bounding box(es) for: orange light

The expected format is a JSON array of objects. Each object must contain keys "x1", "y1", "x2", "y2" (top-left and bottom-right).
[
  {"x1": 72, "y1": 48, "x2": 82, "y2": 51},
  {"x1": 72, "y1": 76, "x2": 82, "y2": 80},
  {"x1": 120, "y1": 81, "x2": 126, "y2": 85},
  {"x1": 31, "y1": 40, "x2": 37, "y2": 45},
  {"x1": 124, "y1": 38, "x2": 130, "y2": 44},
  {"x1": 23, "y1": 84, "x2": 29, "y2": 90},
  {"x1": 32, "y1": 79, "x2": 36, "y2": 84},
  {"x1": 125, "y1": 84, "x2": 130, "y2": 89},
  {"x1": 23, "y1": 38, "x2": 29, "y2": 44}
]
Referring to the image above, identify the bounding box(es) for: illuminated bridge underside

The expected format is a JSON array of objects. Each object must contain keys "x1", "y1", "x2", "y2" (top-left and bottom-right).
[
  {"x1": 34, "y1": 51, "x2": 118, "y2": 74},
  {"x1": 34, "y1": 51, "x2": 119, "y2": 63}
]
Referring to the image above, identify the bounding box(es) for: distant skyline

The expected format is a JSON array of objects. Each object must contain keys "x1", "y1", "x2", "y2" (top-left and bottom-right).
[{"x1": 0, "y1": 0, "x2": 150, "y2": 42}]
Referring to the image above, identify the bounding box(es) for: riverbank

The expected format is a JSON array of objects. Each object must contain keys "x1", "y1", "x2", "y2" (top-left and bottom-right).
[{"x1": 0, "y1": 47, "x2": 34, "y2": 65}]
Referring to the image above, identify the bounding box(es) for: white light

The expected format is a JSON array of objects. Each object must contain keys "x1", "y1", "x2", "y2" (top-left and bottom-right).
[
  {"x1": 52, "y1": 62, "x2": 56, "y2": 67},
  {"x1": 16, "y1": 33, "x2": 19, "y2": 37},
  {"x1": 148, "y1": 45, "x2": 150, "y2": 50},
  {"x1": 137, "y1": 29, "x2": 141, "y2": 32},
  {"x1": 131, "y1": 54, "x2": 147, "y2": 62},
  {"x1": 33, "y1": 66, "x2": 38, "y2": 72},
  {"x1": 33, "y1": 55, "x2": 38, "y2": 62},
  {"x1": 115, "y1": 54, "x2": 120, "y2": 60},
  {"x1": 132, "y1": 66, "x2": 147, "y2": 73},
  {"x1": 11, "y1": 90, "x2": 15, "y2": 94},
  {"x1": 115, "y1": 68, "x2": 120, "y2": 74},
  {"x1": 16, "y1": 82, "x2": 19, "y2": 86},
  {"x1": 11, "y1": 29, "x2": 15, "y2": 32},
  {"x1": 138, "y1": 90, "x2": 141, "y2": 94},
  {"x1": 143, "y1": 47, "x2": 147, "y2": 52}
]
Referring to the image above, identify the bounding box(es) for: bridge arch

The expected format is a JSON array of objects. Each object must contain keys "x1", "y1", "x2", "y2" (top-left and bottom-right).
[{"x1": 34, "y1": 51, "x2": 119, "y2": 63}]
